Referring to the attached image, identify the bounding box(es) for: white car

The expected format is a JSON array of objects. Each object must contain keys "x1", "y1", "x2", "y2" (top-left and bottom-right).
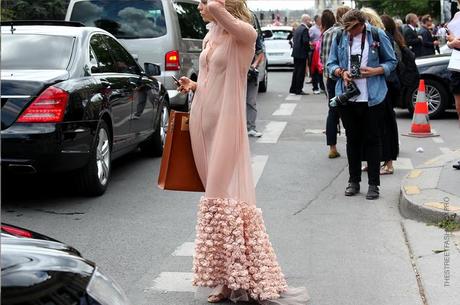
[{"x1": 261, "y1": 26, "x2": 293, "y2": 67}]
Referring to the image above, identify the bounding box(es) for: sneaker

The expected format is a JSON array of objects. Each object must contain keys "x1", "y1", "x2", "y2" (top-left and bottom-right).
[
  {"x1": 313, "y1": 90, "x2": 321, "y2": 95},
  {"x1": 297, "y1": 91, "x2": 309, "y2": 95},
  {"x1": 248, "y1": 129, "x2": 263, "y2": 137}
]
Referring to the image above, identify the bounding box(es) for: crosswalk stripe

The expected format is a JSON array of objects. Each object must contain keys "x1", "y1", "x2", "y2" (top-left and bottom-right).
[
  {"x1": 252, "y1": 155, "x2": 269, "y2": 187},
  {"x1": 151, "y1": 272, "x2": 196, "y2": 292},
  {"x1": 273, "y1": 103, "x2": 297, "y2": 116},
  {"x1": 257, "y1": 121, "x2": 287, "y2": 144},
  {"x1": 440, "y1": 147, "x2": 453, "y2": 154},
  {"x1": 393, "y1": 158, "x2": 414, "y2": 170},
  {"x1": 285, "y1": 94, "x2": 301, "y2": 101},
  {"x1": 172, "y1": 242, "x2": 195, "y2": 257}
]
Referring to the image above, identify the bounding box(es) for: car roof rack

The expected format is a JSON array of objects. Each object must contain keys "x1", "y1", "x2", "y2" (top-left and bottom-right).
[{"x1": 1, "y1": 20, "x2": 85, "y2": 27}]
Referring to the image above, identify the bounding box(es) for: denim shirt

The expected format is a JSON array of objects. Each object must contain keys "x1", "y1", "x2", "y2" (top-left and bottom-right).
[{"x1": 326, "y1": 23, "x2": 398, "y2": 106}]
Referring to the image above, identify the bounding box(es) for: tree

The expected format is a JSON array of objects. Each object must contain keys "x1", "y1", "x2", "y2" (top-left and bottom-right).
[
  {"x1": 1, "y1": 0, "x2": 70, "y2": 21},
  {"x1": 355, "y1": 0, "x2": 441, "y2": 21}
]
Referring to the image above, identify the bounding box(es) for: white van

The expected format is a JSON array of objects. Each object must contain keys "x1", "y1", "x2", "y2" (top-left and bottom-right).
[{"x1": 66, "y1": 0, "x2": 206, "y2": 110}]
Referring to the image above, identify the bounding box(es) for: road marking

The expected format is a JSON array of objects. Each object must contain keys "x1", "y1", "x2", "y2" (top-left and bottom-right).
[
  {"x1": 252, "y1": 155, "x2": 269, "y2": 187},
  {"x1": 172, "y1": 242, "x2": 195, "y2": 257},
  {"x1": 257, "y1": 121, "x2": 287, "y2": 144},
  {"x1": 440, "y1": 147, "x2": 453, "y2": 154},
  {"x1": 285, "y1": 95, "x2": 301, "y2": 101},
  {"x1": 304, "y1": 129, "x2": 345, "y2": 137},
  {"x1": 404, "y1": 185, "x2": 421, "y2": 195},
  {"x1": 433, "y1": 137, "x2": 444, "y2": 144},
  {"x1": 151, "y1": 272, "x2": 196, "y2": 292},
  {"x1": 424, "y1": 202, "x2": 460, "y2": 212},
  {"x1": 393, "y1": 158, "x2": 414, "y2": 170},
  {"x1": 407, "y1": 169, "x2": 422, "y2": 179},
  {"x1": 273, "y1": 103, "x2": 297, "y2": 116}
]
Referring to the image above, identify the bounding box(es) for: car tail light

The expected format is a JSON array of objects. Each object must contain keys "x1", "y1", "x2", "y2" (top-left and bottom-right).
[
  {"x1": 17, "y1": 86, "x2": 69, "y2": 123},
  {"x1": 165, "y1": 50, "x2": 180, "y2": 71},
  {"x1": 1, "y1": 225, "x2": 33, "y2": 238}
]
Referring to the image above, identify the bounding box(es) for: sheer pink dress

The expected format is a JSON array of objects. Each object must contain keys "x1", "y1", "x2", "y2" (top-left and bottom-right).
[{"x1": 189, "y1": 1, "x2": 309, "y2": 304}]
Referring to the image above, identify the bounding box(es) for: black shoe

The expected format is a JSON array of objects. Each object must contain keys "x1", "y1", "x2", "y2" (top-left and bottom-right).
[
  {"x1": 345, "y1": 183, "x2": 360, "y2": 196},
  {"x1": 366, "y1": 185, "x2": 380, "y2": 200},
  {"x1": 297, "y1": 91, "x2": 309, "y2": 95},
  {"x1": 453, "y1": 161, "x2": 460, "y2": 170}
]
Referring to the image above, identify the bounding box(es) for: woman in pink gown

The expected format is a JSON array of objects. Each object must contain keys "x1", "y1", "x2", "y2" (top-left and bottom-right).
[{"x1": 178, "y1": 0, "x2": 309, "y2": 303}]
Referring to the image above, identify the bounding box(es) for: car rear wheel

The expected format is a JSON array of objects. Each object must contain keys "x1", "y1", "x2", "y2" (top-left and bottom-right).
[
  {"x1": 77, "y1": 121, "x2": 111, "y2": 196},
  {"x1": 258, "y1": 66, "x2": 268, "y2": 93},
  {"x1": 140, "y1": 103, "x2": 169, "y2": 157},
  {"x1": 407, "y1": 79, "x2": 448, "y2": 119}
]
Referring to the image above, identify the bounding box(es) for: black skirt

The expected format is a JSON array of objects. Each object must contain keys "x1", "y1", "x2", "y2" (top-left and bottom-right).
[{"x1": 450, "y1": 71, "x2": 460, "y2": 95}]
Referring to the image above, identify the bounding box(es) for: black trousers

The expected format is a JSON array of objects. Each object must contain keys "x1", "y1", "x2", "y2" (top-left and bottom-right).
[
  {"x1": 326, "y1": 78, "x2": 340, "y2": 146},
  {"x1": 289, "y1": 57, "x2": 307, "y2": 94},
  {"x1": 312, "y1": 71, "x2": 325, "y2": 91},
  {"x1": 339, "y1": 102, "x2": 384, "y2": 186}
]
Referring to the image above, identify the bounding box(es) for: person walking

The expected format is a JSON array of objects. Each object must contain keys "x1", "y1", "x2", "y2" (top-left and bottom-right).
[
  {"x1": 380, "y1": 15, "x2": 407, "y2": 175},
  {"x1": 289, "y1": 14, "x2": 311, "y2": 95},
  {"x1": 320, "y1": 6, "x2": 351, "y2": 159},
  {"x1": 177, "y1": 0, "x2": 310, "y2": 303},
  {"x1": 419, "y1": 15, "x2": 439, "y2": 56},
  {"x1": 327, "y1": 9, "x2": 397, "y2": 200},
  {"x1": 447, "y1": 1, "x2": 460, "y2": 170},
  {"x1": 403, "y1": 13, "x2": 422, "y2": 57},
  {"x1": 309, "y1": 15, "x2": 325, "y2": 94},
  {"x1": 247, "y1": 30, "x2": 265, "y2": 138}
]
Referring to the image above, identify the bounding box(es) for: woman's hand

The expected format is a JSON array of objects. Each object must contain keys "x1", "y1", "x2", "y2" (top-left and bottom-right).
[
  {"x1": 360, "y1": 66, "x2": 384, "y2": 78},
  {"x1": 447, "y1": 36, "x2": 460, "y2": 49},
  {"x1": 342, "y1": 71, "x2": 352, "y2": 86},
  {"x1": 177, "y1": 77, "x2": 197, "y2": 94}
]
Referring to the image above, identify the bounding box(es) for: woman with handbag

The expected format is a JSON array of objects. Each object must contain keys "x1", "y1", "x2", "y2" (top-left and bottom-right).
[{"x1": 177, "y1": 0, "x2": 309, "y2": 304}]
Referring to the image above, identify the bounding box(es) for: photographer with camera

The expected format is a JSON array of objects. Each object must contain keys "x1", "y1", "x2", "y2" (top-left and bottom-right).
[
  {"x1": 246, "y1": 31, "x2": 265, "y2": 137},
  {"x1": 326, "y1": 9, "x2": 397, "y2": 200}
]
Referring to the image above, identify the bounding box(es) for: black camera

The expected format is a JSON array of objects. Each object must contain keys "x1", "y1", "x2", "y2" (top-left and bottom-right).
[
  {"x1": 350, "y1": 54, "x2": 362, "y2": 79},
  {"x1": 329, "y1": 81, "x2": 361, "y2": 107}
]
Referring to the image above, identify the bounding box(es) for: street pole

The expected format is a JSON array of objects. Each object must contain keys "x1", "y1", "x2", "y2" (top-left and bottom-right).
[{"x1": 441, "y1": 0, "x2": 445, "y2": 23}]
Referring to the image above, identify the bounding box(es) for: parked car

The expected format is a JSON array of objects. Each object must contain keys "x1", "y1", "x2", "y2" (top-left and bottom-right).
[
  {"x1": 1, "y1": 21, "x2": 168, "y2": 195},
  {"x1": 261, "y1": 26, "x2": 293, "y2": 67},
  {"x1": 1, "y1": 223, "x2": 131, "y2": 305},
  {"x1": 396, "y1": 54, "x2": 455, "y2": 119},
  {"x1": 66, "y1": 0, "x2": 207, "y2": 111}
]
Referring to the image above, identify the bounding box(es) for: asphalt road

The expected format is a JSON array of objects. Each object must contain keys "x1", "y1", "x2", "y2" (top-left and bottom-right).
[{"x1": 2, "y1": 70, "x2": 459, "y2": 305}]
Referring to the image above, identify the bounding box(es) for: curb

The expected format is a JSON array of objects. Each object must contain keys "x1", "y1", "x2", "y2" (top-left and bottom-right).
[{"x1": 399, "y1": 149, "x2": 460, "y2": 225}]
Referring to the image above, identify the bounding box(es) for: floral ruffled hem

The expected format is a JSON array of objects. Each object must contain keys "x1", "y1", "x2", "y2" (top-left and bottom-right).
[{"x1": 192, "y1": 197, "x2": 289, "y2": 301}]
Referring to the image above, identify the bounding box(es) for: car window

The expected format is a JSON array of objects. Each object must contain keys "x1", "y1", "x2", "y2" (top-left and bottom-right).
[
  {"x1": 103, "y1": 36, "x2": 140, "y2": 74},
  {"x1": 70, "y1": 0, "x2": 166, "y2": 39},
  {"x1": 1, "y1": 34, "x2": 74, "y2": 70},
  {"x1": 173, "y1": 2, "x2": 206, "y2": 39},
  {"x1": 90, "y1": 34, "x2": 116, "y2": 73},
  {"x1": 271, "y1": 30, "x2": 291, "y2": 40}
]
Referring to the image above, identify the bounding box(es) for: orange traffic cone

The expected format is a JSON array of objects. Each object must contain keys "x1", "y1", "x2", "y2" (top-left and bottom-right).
[{"x1": 403, "y1": 80, "x2": 439, "y2": 138}]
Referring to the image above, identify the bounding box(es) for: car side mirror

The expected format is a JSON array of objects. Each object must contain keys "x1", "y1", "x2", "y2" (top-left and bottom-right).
[{"x1": 144, "y1": 63, "x2": 161, "y2": 76}]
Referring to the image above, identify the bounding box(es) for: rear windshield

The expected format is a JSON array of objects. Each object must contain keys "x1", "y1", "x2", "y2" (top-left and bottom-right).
[
  {"x1": 1, "y1": 34, "x2": 74, "y2": 70},
  {"x1": 270, "y1": 30, "x2": 291, "y2": 40},
  {"x1": 70, "y1": 0, "x2": 166, "y2": 39}
]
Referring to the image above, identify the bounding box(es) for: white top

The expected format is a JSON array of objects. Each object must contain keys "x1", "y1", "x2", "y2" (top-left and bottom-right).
[{"x1": 348, "y1": 33, "x2": 369, "y2": 102}]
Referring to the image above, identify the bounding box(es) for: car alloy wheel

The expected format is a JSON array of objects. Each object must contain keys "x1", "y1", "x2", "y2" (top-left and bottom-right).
[
  {"x1": 160, "y1": 104, "x2": 169, "y2": 147},
  {"x1": 96, "y1": 128, "x2": 110, "y2": 186},
  {"x1": 410, "y1": 79, "x2": 448, "y2": 119},
  {"x1": 412, "y1": 84, "x2": 441, "y2": 114}
]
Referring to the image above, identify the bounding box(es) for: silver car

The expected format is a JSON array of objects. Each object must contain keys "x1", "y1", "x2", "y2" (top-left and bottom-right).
[{"x1": 66, "y1": 0, "x2": 206, "y2": 111}]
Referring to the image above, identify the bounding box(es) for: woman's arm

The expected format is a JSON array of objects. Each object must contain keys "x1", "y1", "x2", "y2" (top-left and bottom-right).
[{"x1": 207, "y1": 0, "x2": 256, "y2": 44}]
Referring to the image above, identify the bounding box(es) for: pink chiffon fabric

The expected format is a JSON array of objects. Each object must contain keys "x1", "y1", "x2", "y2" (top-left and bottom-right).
[{"x1": 189, "y1": 1, "x2": 309, "y2": 303}]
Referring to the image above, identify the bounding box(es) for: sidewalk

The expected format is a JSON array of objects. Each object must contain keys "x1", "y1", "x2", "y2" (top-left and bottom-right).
[{"x1": 399, "y1": 149, "x2": 460, "y2": 305}]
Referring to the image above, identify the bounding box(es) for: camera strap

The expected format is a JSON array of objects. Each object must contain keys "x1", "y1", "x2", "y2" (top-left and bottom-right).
[{"x1": 348, "y1": 27, "x2": 367, "y2": 64}]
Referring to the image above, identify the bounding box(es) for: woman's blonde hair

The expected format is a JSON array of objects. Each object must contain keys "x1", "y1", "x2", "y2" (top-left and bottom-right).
[
  {"x1": 225, "y1": 0, "x2": 252, "y2": 24},
  {"x1": 361, "y1": 7, "x2": 385, "y2": 30}
]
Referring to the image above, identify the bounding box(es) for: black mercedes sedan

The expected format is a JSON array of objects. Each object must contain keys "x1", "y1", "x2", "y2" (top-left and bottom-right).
[
  {"x1": 1, "y1": 21, "x2": 169, "y2": 195},
  {"x1": 397, "y1": 54, "x2": 456, "y2": 119},
  {"x1": 1, "y1": 223, "x2": 132, "y2": 305}
]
